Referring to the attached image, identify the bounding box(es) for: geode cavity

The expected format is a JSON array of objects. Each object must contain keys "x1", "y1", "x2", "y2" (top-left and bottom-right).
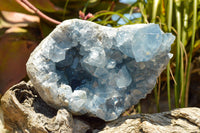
[{"x1": 26, "y1": 19, "x2": 175, "y2": 121}]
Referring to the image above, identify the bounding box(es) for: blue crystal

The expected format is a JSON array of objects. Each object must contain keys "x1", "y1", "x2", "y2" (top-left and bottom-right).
[{"x1": 26, "y1": 19, "x2": 175, "y2": 121}]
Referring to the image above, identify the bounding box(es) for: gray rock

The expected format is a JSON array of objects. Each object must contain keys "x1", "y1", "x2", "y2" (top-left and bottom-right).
[
  {"x1": 1, "y1": 81, "x2": 74, "y2": 133},
  {"x1": 26, "y1": 19, "x2": 175, "y2": 121},
  {"x1": 73, "y1": 118, "x2": 90, "y2": 133},
  {"x1": 0, "y1": 106, "x2": 7, "y2": 133},
  {"x1": 100, "y1": 107, "x2": 200, "y2": 133},
  {"x1": 1, "y1": 82, "x2": 200, "y2": 133}
]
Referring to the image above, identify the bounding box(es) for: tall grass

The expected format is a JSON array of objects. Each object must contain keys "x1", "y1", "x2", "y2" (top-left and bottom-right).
[
  {"x1": 150, "y1": 0, "x2": 199, "y2": 110},
  {"x1": 167, "y1": 0, "x2": 173, "y2": 110},
  {"x1": 185, "y1": 0, "x2": 198, "y2": 106},
  {"x1": 174, "y1": 0, "x2": 182, "y2": 108}
]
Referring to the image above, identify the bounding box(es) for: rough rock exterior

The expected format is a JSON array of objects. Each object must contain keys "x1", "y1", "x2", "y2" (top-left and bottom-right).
[
  {"x1": 100, "y1": 107, "x2": 200, "y2": 133},
  {"x1": 26, "y1": 19, "x2": 175, "y2": 121},
  {"x1": 1, "y1": 82, "x2": 200, "y2": 133},
  {"x1": 1, "y1": 81, "x2": 74, "y2": 133}
]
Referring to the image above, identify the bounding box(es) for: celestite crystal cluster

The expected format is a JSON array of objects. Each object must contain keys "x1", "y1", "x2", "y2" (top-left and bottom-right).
[{"x1": 26, "y1": 19, "x2": 175, "y2": 121}]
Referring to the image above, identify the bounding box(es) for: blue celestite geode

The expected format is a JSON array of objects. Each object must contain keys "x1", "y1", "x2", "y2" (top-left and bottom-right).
[{"x1": 26, "y1": 19, "x2": 175, "y2": 121}]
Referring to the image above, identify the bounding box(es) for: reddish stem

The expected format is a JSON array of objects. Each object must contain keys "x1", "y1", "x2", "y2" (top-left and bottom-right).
[
  {"x1": 110, "y1": 1, "x2": 116, "y2": 11},
  {"x1": 16, "y1": 0, "x2": 61, "y2": 24}
]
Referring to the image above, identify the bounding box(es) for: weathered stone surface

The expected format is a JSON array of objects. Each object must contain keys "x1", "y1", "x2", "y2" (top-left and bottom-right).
[
  {"x1": 26, "y1": 19, "x2": 175, "y2": 121},
  {"x1": 1, "y1": 81, "x2": 74, "y2": 133},
  {"x1": 0, "y1": 106, "x2": 7, "y2": 133},
  {"x1": 73, "y1": 118, "x2": 90, "y2": 133},
  {"x1": 1, "y1": 82, "x2": 200, "y2": 133},
  {"x1": 100, "y1": 107, "x2": 200, "y2": 133}
]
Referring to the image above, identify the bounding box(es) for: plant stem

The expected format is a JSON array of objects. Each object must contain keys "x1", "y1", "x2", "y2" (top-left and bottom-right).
[
  {"x1": 83, "y1": 0, "x2": 90, "y2": 14},
  {"x1": 137, "y1": 103, "x2": 141, "y2": 113},
  {"x1": 185, "y1": 0, "x2": 198, "y2": 107},
  {"x1": 107, "y1": 0, "x2": 116, "y2": 11},
  {"x1": 181, "y1": 0, "x2": 189, "y2": 47},
  {"x1": 16, "y1": 0, "x2": 61, "y2": 24},
  {"x1": 151, "y1": 0, "x2": 160, "y2": 23},
  {"x1": 180, "y1": 44, "x2": 184, "y2": 107},
  {"x1": 151, "y1": 0, "x2": 160, "y2": 112},
  {"x1": 167, "y1": 63, "x2": 171, "y2": 110},
  {"x1": 154, "y1": 84, "x2": 160, "y2": 112},
  {"x1": 62, "y1": 0, "x2": 69, "y2": 20},
  {"x1": 174, "y1": 0, "x2": 181, "y2": 108},
  {"x1": 167, "y1": 0, "x2": 173, "y2": 110},
  {"x1": 180, "y1": 0, "x2": 189, "y2": 107},
  {"x1": 138, "y1": 0, "x2": 148, "y2": 23}
]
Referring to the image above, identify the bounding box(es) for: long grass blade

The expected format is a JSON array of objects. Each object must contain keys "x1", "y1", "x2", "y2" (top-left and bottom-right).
[
  {"x1": 185, "y1": 0, "x2": 198, "y2": 107},
  {"x1": 151, "y1": 0, "x2": 160, "y2": 23},
  {"x1": 179, "y1": 0, "x2": 189, "y2": 107},
  {"x1": 138, "y1": 0, "x2": 148, "y2": 23},
  {"x1": 83, "y1": 0, "x2": 90, "y2": 13},
  {"x1": 62, "y1": 0, "x2": 69, "y2": 20},
  {"x1": 89, "y1": 11, "x2": 131, "y2": 24},
  {"x1": 174, "y1": 0, "x2": 182, "y2": 108},
  {"x1": 167, "y1": 0, "x2": 173, "y2": 110}
]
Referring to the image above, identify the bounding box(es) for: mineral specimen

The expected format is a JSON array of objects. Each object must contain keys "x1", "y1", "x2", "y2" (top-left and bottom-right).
[{"x1": 26, "y1": 19, "x2": 175, "y2": 121}]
